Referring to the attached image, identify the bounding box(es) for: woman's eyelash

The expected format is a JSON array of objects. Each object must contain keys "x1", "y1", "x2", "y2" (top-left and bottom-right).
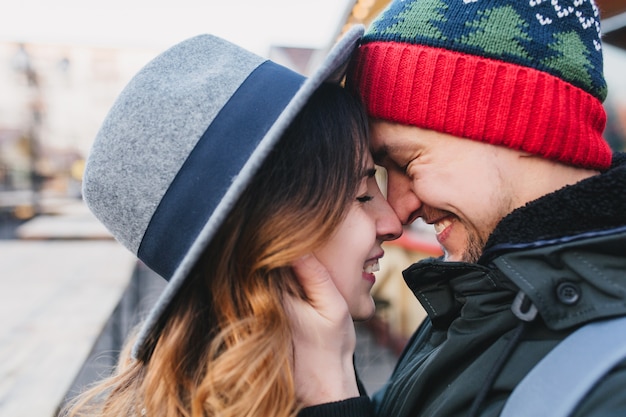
[{"x1": 357, "y1": 195, "x2": 373, "y2": 203}]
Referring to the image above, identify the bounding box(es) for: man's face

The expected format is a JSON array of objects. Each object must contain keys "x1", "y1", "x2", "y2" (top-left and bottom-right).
[{"x1": 370, "y1": 120, "x2": 525, "y2": 263}]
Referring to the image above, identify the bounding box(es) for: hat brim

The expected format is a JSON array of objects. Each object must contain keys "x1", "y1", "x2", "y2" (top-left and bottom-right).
[{"x1": 132, "y1": 25, "x2": 364, "y2": 359}]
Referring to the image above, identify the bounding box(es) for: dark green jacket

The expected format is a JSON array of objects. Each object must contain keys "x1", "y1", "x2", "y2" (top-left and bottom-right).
[{"x1": 300, "y1": 153, "x2": 626, "y2": 417}]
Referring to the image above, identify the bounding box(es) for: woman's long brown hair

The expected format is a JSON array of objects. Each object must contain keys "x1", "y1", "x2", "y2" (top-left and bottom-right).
[{"x1": 65, "y1": 82, "x2": 370, "y2": 417}]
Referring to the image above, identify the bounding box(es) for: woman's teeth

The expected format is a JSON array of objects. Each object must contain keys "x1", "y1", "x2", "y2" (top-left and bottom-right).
[{"x1": 364, "y1": 261, "x2": 380, "y2": 273}]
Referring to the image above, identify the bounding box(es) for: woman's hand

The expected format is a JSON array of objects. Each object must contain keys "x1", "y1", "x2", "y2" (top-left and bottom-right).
[{"x1": 285, "y1": 255, "x2": 359, "y2": 406}]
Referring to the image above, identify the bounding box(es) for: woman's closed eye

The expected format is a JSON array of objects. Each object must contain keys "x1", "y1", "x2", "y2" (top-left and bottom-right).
[{"x1": 356, "y1": 167, "x2": 377, "y2": 203}]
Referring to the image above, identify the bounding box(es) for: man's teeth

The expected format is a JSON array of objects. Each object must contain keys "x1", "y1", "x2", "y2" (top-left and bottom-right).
[
  {"x1": 434, "y1": 218, "x2": 452, "y2": 235},
  {"x1": 364, "y1": 261, "x2": 380, "y2": 273}
]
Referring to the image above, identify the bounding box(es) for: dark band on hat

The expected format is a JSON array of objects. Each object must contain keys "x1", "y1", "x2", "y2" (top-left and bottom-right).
[{"x1": 138, "y1": 60, "x2": 304, "y2": 278}]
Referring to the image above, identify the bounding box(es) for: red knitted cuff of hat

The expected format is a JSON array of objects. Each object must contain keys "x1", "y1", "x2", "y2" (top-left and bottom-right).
[{"x1": 349, "y1": 41, "x2": 612, "y2": 171}]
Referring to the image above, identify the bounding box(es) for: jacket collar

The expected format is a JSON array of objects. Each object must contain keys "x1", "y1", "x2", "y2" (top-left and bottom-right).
[
  {"x1": 403, "y1": 259, "x2": 518, "y2": 329},
  {"x1": 493, "y1": 229, "x2": 626, "y2": 330}
]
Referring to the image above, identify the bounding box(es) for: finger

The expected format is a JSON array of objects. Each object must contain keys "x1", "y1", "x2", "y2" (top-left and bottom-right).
[
  {"x1": 292, "y1": 254, "x2": 341, "y2": 302},
  {"x1": 291, "y1": 254, "x2": 331, "y2": 286},
  {"x1": 291, "y1": 254, "x2": 349, "y2": 320}
]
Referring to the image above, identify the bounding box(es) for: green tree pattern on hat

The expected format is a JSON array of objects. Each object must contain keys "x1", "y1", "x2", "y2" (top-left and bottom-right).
[
  {"x1": 373, "y1": 0, "x2": 448, "y2": 42},
  {"x1": 542, "y1": 30, "x2": 605, "y2": 97},
  {"x1": 458, "y1": 6, "x2": 531, "y2": 60}
]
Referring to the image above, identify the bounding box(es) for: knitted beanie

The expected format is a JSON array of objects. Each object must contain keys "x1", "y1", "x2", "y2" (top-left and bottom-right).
[{"x1": 348, "y1": 0, "x2": 612, "y2": 170}]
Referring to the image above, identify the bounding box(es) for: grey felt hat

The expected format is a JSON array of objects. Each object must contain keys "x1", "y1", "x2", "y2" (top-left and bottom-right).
[{"x1": 82, "y1": 25, "x2": 364, "y2": 359}]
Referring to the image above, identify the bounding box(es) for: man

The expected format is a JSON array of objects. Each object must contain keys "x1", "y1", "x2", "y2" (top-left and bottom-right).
[{"x1": 291, "y1": 0, "x2": 626, "y2": 416}]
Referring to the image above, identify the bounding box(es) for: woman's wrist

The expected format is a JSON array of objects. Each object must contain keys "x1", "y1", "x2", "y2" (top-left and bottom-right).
[{"x1": 295, "y1": 350, "x2": 359, "y2": 406}]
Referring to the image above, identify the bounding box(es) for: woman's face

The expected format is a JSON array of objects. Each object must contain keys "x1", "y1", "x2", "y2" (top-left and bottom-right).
[{"x1": 313, "y1": 153, "x2": 402, "y2": 321}]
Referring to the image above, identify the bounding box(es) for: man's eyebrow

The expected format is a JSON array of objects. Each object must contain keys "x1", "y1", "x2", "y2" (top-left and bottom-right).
[{"x1": 371, "y1": 146, "x2": 387, "y2": 164}]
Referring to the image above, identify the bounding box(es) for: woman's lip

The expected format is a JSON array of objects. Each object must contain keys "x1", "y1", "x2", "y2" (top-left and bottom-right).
[
  {"x1": 363, "y1": 252, "x2": 384, "y2": 284},
  {"x1": 369, "y1": 251, "x2": 384, "y2": 262},
  {"x1": 362, "y1": 270, "x2": 376, "y2": 284}
]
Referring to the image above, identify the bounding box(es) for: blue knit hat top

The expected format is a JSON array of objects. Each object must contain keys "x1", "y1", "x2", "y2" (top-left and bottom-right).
[{"x1": 363, "y1": 0, "x2": 607, "y2": 101}]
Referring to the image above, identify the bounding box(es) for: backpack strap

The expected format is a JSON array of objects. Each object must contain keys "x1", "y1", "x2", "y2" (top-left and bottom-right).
[{"x1": 500, "y1": 315, "x2": 626, "y2": 417}]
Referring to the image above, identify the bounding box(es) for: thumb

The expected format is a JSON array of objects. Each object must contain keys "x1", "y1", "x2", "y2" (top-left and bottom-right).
[{"x1": 291, "y1": 254, "x2": 346, "y2": 312}]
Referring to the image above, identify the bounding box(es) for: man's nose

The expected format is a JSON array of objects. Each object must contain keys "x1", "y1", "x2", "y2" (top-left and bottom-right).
[{"x1": 386, "y1": 169, "x2": 422, "y2": 226}]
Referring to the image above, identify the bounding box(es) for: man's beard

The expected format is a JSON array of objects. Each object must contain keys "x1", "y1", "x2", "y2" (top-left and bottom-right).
[
  {"x1": 462, "y1": 231, "x2": 487, "y2": 263},
  {"x1": 440, "y1": 228, "x2": 486, "y2": 263}
]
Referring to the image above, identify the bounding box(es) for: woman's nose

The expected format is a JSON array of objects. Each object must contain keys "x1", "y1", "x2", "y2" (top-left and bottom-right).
[{"x1": 376, "y1": 198, "x2": 403, "y2": 241}]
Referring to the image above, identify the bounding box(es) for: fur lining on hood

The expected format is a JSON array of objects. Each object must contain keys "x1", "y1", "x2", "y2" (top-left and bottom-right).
[{"x1": 482, "y1": 152, "x2": 626, "y2": 260}]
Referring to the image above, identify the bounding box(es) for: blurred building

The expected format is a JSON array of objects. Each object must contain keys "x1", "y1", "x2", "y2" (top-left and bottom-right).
[
  {"x1": 0, "y1": 35, "x2": 352, "y2": 221},
  {"x1": 0, "y1": 41, "x2": 161, "y2": 219}
]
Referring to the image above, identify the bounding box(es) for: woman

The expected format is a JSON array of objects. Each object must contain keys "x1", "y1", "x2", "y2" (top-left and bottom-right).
[{"x1": 65, "y1": 26, "x2": 401, "y2": 417}]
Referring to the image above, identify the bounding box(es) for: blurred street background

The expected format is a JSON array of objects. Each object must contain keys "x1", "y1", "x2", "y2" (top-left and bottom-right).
[{"x1": 1, "y1": 1, "x2": 626, "y2": 416}]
